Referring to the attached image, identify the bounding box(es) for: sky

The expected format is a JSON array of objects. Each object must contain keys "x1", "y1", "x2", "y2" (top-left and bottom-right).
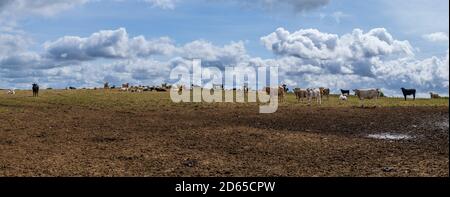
[{"x1": 0, "y1": 0, "x2": 448, "y2": 97}]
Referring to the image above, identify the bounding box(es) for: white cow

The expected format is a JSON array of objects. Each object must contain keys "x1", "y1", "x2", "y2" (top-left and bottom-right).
[
  {"x1": 339, "y1": 94, "x2": 348, "y2": 101},
  {"x1": 7, "y1": 89, "x2": 15, "y2": 95},
  {"x1": 307, "y1": 88, "x2": 322, "y2": 105},
  {"x1": 353, "y1": 89, "x2": 380, "y2": 107}
]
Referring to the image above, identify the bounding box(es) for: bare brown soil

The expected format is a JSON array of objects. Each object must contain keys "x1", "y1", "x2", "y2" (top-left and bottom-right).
[{"x1": 0, "y1": 93, "x2": 448, "y2": 177}]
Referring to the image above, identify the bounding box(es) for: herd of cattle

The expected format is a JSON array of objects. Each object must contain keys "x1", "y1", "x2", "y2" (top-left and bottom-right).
[
  {"x1": 266, "y1": 86, "x2": 365, "y2": 105},
  {"x1": 114, "y1": 83, "x2": 171, "y2": 93},
  {"x1": 2, "y1": 83, "x2": 444, "y2": 104},
  {"x1": 264, "y1": 85, "x2": 442, "y2": 105}
]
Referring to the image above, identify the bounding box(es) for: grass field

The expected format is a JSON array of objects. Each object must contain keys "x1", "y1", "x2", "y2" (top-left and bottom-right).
[
  {"x1": 1, "y1": 89, "x2": 448, "y2": 110},
  {"x1": 0, "y1": 89, "x2": 448, "y2": 176}
]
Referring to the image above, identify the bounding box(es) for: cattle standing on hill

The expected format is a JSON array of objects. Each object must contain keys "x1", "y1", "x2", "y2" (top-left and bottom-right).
[
  {"x1": 341, "y1": 89, "x2": 350, "y2": 96},
  {"x1": 401, "y1": 88, "x2": 416, "y2": 101},
  {"x1": 32, "y1": 83, "x2": 39, "y2": 97}
]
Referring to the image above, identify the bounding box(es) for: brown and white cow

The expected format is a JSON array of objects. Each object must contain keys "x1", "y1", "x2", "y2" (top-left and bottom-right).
[
  {"x1": 319, "y1": 87, "x2": 330, "y2": 100},
  {"x1": 121, "y1": 83, "x2": 130, "y2": 91}
]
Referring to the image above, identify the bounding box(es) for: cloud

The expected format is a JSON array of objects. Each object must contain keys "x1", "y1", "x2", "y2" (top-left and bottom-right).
[
  {"x1": 381, "y1": 0, "x2": 449, "y2": 35},
  {"x1": 371, "y1": 51, "x2": 449, "y2": 89},
  {"x1": 0, "y1": 58, "x2": 173, "y2": 89},
  {"x1": 145, "y1": 0, "x2": 331, "y2": 12},
  {"x1": 181, "y1": 40, "x2": 249, "y2": 67},
  {"x1": 261, "y1": 27, "x2": 448, "y2": 96},
  {"x1": 44, "y1": 28, "x2": 178, "y2": 61},
  {"x1": 2, "y1": 27, "x2": 252, "y2": 89},
  {"x1": 0, "y1": 52, "x2": 41, "y2": 69},
  {"x1": 330, "y1": 11, "x2": 350, "y2": 24},
  {"x1": 0, "y1": 33, "x2": 31, "y2": 56},
  {"x1": 0, "y1": 0, "x2": 89, "y2": 32},
  {"x1": 422, "y1": 32, "x2": 449, "y2": 43},
  {"x1": 261, "y1": 27, "x2": 414, "y2": 61},
  {"x1": 1, "y1": 27, "x2": 448, "y2": 97},
  {"x1": 0, "y1": 33, "x2": 46, "y2": 69},
  {"x1": 0, "y1": 0, "x2": 88, "y2": 17},
  {"x1": 237, "y1": 0, "x2": 330, "y2": 13},
  {"x1": 44, "y1": 27, "x2": 249, "y2": 68},
  {"x1": 143, "y1": 0, "x2": 177, "y2": 9}
]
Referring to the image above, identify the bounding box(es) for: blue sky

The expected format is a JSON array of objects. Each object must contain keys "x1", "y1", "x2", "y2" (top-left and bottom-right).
[{"x1": 0, "y1": 0, "x2": 449, "y2": 97}]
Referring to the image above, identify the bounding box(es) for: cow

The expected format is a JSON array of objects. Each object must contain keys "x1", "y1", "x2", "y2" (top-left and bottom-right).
[
  {"x1": 155, "y1": 87, "x2": 168, "y2": 92},
  {"x1": 7, "y1": 89, "x2": 15, "y2": 95},
  {"x1": 307, "y1": 88, "x2": 322, "y2": 105},
  {"x1": 161, "y1": 83, "x2": 171, "y2": 89},
  {"x1": 294, "y1": 88, "x2": 308, "y2": 102},
  {"x1": 339, "y1": 94, "x2": 348, "y2": 101},
  {"x1": 213, "y1": 84, "x2": 223, "y2": 90},
  {"x1": 265, "y1": 86, "x2": 285, "y2": 102},
  {"x1": 353, "y1": 89, "x2": 380, "y2": 107},
  {"x1": 430, "y1": 92, "x2": 440, "y2": 99},
  {"x1": 282, "y1": 84, "x2": 288, "y2": 92},
  {"x1": 177, "y1": 85, "x2": 185, "y2": 94},
  {"x1": 32, "y1": 83, "x2": 39, "y2": 97},
  {"x1": 129, "y1": 86, "x2": 142, "y2": 93},
  {"x1": 69, "y1": 86, "x2": 76, "y2": 90},
  {"x1": 341, "y1": 89, "x2": 350, "y2": 96},
  {"x1": 121, "y1": 83, "x2": 130, "y2": 91},
  {"x1": 319, "y1": 87, "x2": 330, "y2": 100},
  {"x1": 104, "y1": 82, "x2": 110, "y2": 89},
  {"x1": 243, "y1": 85, "x2": 249, "y2": 94},
  {"x1": 401, "y1": 88, "x2": 416, "y2": 101}
]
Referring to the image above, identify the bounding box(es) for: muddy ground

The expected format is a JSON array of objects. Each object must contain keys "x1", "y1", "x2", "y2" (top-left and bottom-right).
[{"x1": 0, "y1": 92, "x2": 448, "y2": 177}]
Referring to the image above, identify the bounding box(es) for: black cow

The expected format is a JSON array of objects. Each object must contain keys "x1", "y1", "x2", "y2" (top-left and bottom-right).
[
  {"x1": 282, "y1": 84, "x2": 288, "y2": 92},
  {"x1": 401, "y1": 87, "x2": 416, "y2": 100},
  {"x1": 340, "y1": 89, "x2": 350, "y2": 96},
  {"x1": 32, "y1": 83, "x2": 39, "y2": 97}
]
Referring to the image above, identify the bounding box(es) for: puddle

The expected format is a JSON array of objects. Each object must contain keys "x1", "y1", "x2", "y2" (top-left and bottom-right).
[{"x1": 367, "y1": 133, "x2": 412, "y2": 140}]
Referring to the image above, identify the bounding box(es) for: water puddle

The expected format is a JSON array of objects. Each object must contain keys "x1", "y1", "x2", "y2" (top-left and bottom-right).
[{"x1": 367, "y1": 133, "x2": 412, "y2": 140}]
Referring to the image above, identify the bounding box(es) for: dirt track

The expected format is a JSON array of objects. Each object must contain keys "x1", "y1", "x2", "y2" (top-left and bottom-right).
[{"x1": 0, "y1": 93, "x2": 448, "y2": 177}]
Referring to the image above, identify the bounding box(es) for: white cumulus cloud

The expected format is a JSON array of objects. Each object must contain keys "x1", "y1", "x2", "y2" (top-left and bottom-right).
[
  {"x1": 44, "y1": 28, "x2": 178, "y2": 61},
  {"x1": 422, "y1": 32, "x2": 449, "y2": 43},
  {"x1": 261, "y1": 27, "x2": 448, "y2": 96},
  {"x1": 143, "y1": 0, "x2": 177, "y2": 9},
  {"x1": 0, "y1": 0, "x2": 89, "y2": 17}
]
